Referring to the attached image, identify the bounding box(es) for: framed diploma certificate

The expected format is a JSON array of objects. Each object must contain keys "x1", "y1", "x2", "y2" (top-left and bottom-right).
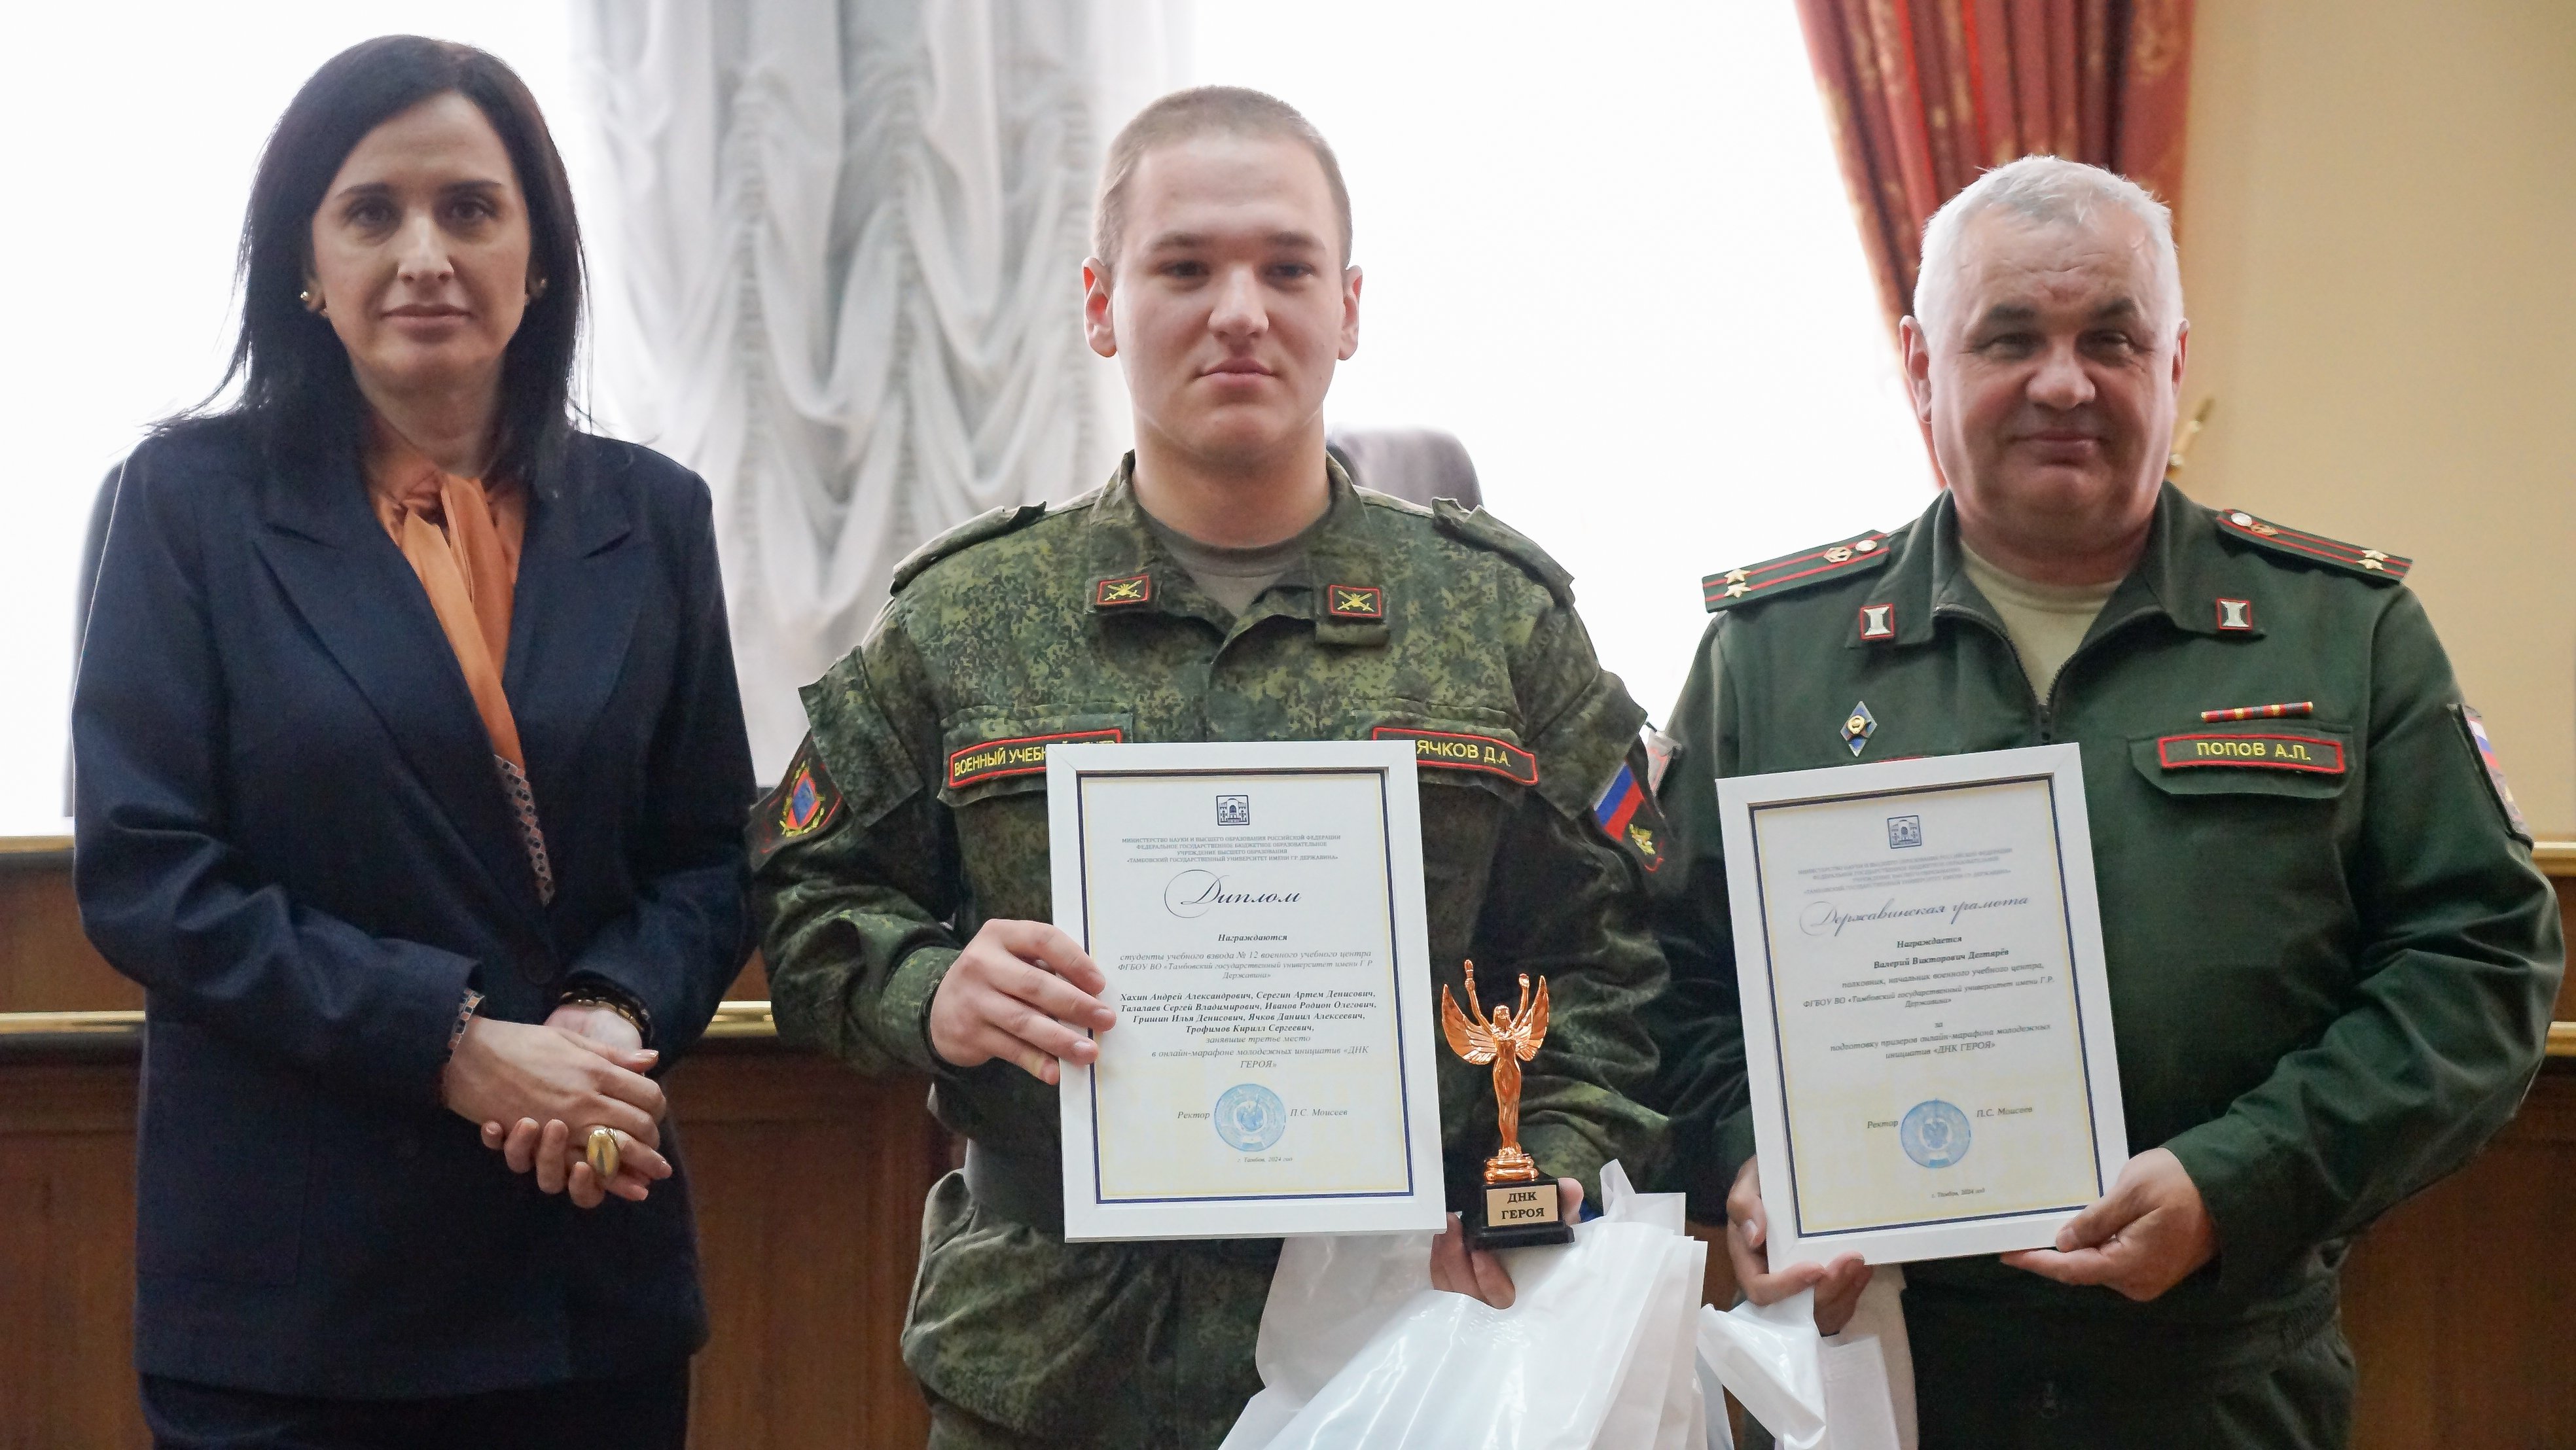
[
  {"x1": 1718, "y1": 744, "x2": 2129, "y2": 1267},
  {"x1": 1047, "y1": 740, "x2": 1448, "y2": 1241}
]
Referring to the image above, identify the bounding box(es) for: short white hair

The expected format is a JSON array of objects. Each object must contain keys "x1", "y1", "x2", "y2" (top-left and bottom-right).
[{"x1": 1912, "y1": 155, "x2": 2183, "y2": 336}]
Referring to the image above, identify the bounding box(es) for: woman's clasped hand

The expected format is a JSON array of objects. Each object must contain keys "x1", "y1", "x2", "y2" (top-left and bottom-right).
[{"x1": 441, "y1": 1005, "x2": 674, "y2": 1210}]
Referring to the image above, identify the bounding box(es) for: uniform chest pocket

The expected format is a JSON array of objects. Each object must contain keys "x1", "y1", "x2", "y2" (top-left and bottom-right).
[
  {"x1": 937, "y1": 709, "x2": 1133, "y2": 809},
  {"x1": 2128, "y1": 724, "x2": 2354, "y2": 801}
]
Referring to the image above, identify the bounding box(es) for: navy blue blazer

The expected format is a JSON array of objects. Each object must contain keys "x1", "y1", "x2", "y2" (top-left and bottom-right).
[{"x1": 73, "y1": 416, "x2": 755, "y2": 1398}]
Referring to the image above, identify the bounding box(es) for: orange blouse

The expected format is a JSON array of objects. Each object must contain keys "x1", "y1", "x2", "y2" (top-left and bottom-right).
[
  {"x1": 363, "y1": 414, "x2": 554, "y2": 902},
  {"x1": 363, "y1": 415, "x2": 530, "y2": 768}
]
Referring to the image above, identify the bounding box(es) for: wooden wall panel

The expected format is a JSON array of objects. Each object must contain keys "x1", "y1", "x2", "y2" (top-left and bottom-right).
[
  {"x1": 2, "y1": 848, "x2": 2568, "y2": 1447},
  {"x1": 0, "y1": 1065, "x2": 147, "y2": 1450},
  {"x1": 0, "y1": 843, "x2": 744, "y2": 1017},
  {"x1": 670, "y1": 1053, "x2": 941, "y2": 1449},
  {"x1": 2344, "y1": 1071, "x2": 2576, "y2": 1447},
  {"x1": 0, "y1": 1050, "x2": 942, "y2": 1449},
  {"x1": 0, "y1": 852, "x2": 134, "y2": 1014}
]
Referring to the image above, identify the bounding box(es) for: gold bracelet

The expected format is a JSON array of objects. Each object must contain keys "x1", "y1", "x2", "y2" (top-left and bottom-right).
[{"x1": 556, "y1": 989, "x2": 650, "y2": 1044}]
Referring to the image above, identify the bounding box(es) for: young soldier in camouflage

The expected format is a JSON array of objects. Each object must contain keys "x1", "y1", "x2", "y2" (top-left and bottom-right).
[
  {"x1": 751, "y1": 88, "x2": 1666, "y2": 1448},
  {"x1": 1649, "y1": 158, "x2": 2564, "y2": 1448}
]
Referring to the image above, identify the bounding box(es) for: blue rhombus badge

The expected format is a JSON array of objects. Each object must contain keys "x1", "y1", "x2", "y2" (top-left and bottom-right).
[{"x1": 1840, "y1": 701, "x2": 1877, "y2": 757}]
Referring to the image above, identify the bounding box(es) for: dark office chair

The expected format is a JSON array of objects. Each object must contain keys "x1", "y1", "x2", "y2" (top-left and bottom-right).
[{"x1": 1327, "y1": 427, "x2": 1483, "y2": 511}]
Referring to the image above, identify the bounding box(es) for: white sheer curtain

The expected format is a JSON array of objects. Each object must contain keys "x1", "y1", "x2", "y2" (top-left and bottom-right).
[{"x1": 575, "y1": 0, "x2": 1187, "y2": 778}]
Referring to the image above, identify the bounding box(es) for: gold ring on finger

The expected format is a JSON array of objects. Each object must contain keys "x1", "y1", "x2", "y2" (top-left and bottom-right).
[{"x1": 584, "y1": 1125, "x2": 621, "y2": 1181}]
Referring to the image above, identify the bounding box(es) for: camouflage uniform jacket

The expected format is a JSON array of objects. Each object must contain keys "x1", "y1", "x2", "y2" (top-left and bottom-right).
[
  {"x1": 1648, "y1": 482, "x2": 2562, "y2": 1445},
  {"x1": 753, "y1": 458, "x2": 1666, "y2": 1440}
]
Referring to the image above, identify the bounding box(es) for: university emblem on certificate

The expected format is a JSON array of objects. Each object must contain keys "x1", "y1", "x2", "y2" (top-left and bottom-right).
[
  {"x1": 1045, "y1": 739, "x2": 1449, "y2": 1241},
  {"x1": 1715, "y1": 743, "x2": 2132, "y2": 1267}
]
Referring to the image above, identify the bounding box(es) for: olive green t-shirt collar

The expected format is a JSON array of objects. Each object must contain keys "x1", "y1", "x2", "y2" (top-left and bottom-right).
[
  {"x1": 1082, "y1": 453, "x2": 1391, "y2": 646},
  {"x1": 1865, "y1": 481, "x2": 2259, "y2": 650}
]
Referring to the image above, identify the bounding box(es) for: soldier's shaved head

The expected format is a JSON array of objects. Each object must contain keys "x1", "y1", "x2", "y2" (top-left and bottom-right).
[{"x1": 1092, "y1": 86, "x2": 1353, "y2": 279}]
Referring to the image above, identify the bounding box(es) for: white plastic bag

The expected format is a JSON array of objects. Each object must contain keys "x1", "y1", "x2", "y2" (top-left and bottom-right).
[
  {"x1": 1587, "y1": 1181, "x2": 1711, "y2": 1450},
  {"x1": 1221, "y1": 1161, "x2": 1711, "y2": 1450},
  {"x1": 1696, "y1": 1265, "x2": 1916, "y2": 1450}
]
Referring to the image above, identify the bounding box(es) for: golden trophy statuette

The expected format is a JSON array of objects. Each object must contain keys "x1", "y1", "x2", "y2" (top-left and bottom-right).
[{"x1": 1439, "y1": 960, "x2": 1574, "y2": 1249}]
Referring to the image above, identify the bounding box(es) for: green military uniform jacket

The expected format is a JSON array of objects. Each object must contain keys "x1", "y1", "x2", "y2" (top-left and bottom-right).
[
  {"x1": 1650, "y1": 484, "x2": 2562, "y2": 1443},
  {"x1": 754, "y1": 459, "x2": 1666, "y2": 1443}
]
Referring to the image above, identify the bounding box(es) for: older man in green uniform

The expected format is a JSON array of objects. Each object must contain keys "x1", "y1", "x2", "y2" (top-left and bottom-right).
[
  {"x1": 1649, "y1": 156, "x2": 2564, "y2": 1448},
  {"x1": 751, "y1": 88, "x2": 1664, "y2": 1448}
]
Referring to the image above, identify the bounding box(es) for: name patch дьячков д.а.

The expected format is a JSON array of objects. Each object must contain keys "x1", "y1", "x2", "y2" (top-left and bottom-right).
[{"x1": 1370, "y1": 726, "x2": 1538, "y2": 786}]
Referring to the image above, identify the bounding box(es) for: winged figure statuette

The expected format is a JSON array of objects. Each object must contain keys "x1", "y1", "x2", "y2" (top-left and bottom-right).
[{"x1": 1439, "y1": 959, "x2": 1551, "y2": 1185}]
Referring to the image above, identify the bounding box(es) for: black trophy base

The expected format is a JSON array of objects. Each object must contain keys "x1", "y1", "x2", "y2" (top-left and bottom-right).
[{"x1": 1468, "y1": 1178, "x2": 1575, "y2": 1249}]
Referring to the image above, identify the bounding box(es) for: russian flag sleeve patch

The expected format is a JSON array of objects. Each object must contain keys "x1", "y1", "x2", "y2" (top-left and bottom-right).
[
  {"x1": 1592, "y1": 746, "x2": 1668, "y2": 873},
  {"x1": 2456, "y1": 705, "x2": 2532, "y2": 841}
]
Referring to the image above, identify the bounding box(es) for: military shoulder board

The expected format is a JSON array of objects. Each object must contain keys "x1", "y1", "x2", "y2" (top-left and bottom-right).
[
  {"x1": 1702, "y1": 531, "x2": 1893, "y2": 612},
  {"x1": 2213, "y1": 509, "x2": 2410, "y2": 582},
  {"x1": 889, "y1": 500, "x2": 1050, "y2": 592},
  {"x1": 1432, "y1": 499, "x2": 1577, "y2": 607}
]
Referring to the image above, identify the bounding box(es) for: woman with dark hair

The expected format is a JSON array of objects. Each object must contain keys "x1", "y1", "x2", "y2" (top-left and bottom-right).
[{"x1": 73, "y1": 35, "x2": 751, "y2": 1447}]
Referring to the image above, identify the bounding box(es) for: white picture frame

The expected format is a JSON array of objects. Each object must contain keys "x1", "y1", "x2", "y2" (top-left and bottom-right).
[
  {"x1": 1048, "y1": 739, "x2": 1448, "y2": 1241},
  {"x1": 1717, "y1": 743, "x2": 2130, "y2": 1267}
]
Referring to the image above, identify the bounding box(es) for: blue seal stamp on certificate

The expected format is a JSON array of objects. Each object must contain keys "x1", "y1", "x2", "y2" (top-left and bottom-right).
[
  {"x1": 1214, "y1": 1084, "x2": 1287, "y2": 1152},
  {"x1": 1899, "y1": 1099, "x2": 1971, "y2": 1169}
]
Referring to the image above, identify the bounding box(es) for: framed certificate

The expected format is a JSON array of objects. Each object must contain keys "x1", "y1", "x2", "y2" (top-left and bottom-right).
[
  {"x1": 1047, "y1": 740, "x2": 1449, "y2": 1241},
  {"x1": 1718, "y1": 744, "x2": 2129, "y2": 1267}
]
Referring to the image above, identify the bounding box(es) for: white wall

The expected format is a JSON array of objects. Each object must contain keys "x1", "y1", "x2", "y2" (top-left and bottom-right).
[
  {"x1": 2177, "y1": 0, "x2": 2576, "y2": 836},
  {"x1": 1190, "y1": 1, "x2": 1935, "y2": 726},
  {"x1": 0, "y1": 4, "x2": 1932, "y2": 832},
  {"x1": 0, "y1": 3, "x2": 588, "y2": 835}
]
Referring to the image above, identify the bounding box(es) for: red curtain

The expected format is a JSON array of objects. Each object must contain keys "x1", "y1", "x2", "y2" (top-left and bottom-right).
[{"x1": 1795, "y1": 0, "x2": 2196, "y2": 338}]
